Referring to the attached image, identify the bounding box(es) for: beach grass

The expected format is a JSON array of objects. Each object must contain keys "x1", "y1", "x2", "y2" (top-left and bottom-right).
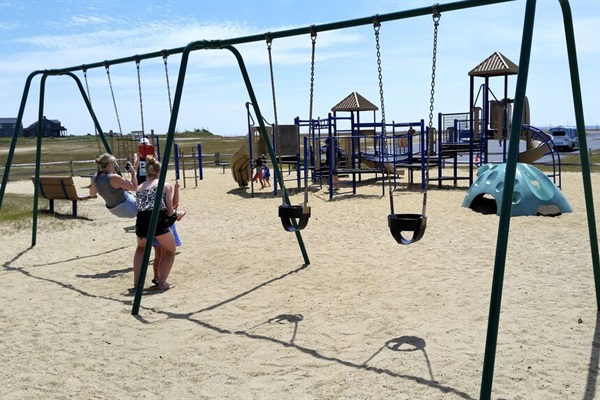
[{"x1": 0, "y1": 192, "x2": 35, "y2": 228}]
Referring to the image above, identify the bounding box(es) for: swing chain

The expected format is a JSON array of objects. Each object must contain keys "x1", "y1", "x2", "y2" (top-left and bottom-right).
[
  {"x1": 162, "y1": 51, "x2": 173, "y2": 115},
  {"x1": 82, "y1": 67, "x2": 92, "y2": 103},
  {"x1": 305, "y1": 27, "x2": 317, "y2": 208},
  {"x1": 265, "y1": 33, "x2": 287, "y2": 205},
  {"x1": 423, "y1": 6, "x2": 441, "y2": 216},
  {"x1": 308, "y1": 27, "x2": 317, "y2": 130},
  {"x1": 266, "y1": 34, "x2": 279, "y2": 128},
  {"x1": 83, "y1": 67, "x2": 102, "y2": 154},
  {"x1": 374, "y1": 15, "x2": 395, "y2": 202},
  {"x1": 373, "y1": 16, "x2": 385, "y2": 135},
  {"x1": 266, "y1": 33, "x2": 292, "y2": 206},
  {"x1": 134, "y1": 56, "x2": 145, "y2": 136},
  {"x1": 428, "y1": 7, "x2": 441, "y2": 130},
  {"x1": 105, "y1": 63, "x2": 124, "y2": 136}
]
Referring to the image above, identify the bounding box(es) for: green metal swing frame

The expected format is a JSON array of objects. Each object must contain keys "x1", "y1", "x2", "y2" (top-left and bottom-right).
[{"x1": 0, "y1": 2, "x2": 597, "y2": 398}]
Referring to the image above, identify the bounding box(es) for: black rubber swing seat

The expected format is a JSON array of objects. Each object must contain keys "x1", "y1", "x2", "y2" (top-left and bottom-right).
[
  {"x1": 388, "y1": 213, "x2": 427, "y2": 245},
  {"x1": 279, "y1": 204, "x2": 311, "y2": 232}
]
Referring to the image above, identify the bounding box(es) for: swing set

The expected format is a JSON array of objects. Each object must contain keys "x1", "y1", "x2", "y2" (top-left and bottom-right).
[{"x1": 0, "y1": 2, "x2": 598, "y2": 398}]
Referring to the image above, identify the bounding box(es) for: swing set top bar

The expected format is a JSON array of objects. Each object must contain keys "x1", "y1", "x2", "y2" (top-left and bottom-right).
[{"x1": 48, "y1": 0, "x2": 514, "y2": 74}]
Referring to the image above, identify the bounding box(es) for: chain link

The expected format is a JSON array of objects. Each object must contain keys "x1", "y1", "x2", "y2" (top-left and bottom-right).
[
  {"x1": 266, "y1": 36, "x2": 279, "y2": 128},
  {"x1": 83, "y1": 69, "x2": 92, "y2": 104},
  {"x1": 423, "y1": 10, "x2": 441, "y2": 215},
  {"x1": 374, "y1": 23, "x2": 385, "y2": 136},
  {"x1": 162, "y1": 53, "x2": 173, "y2": 115},
  {"x1": 305, "y1": 29, "x2": 317, "y2": 207},
  {"x1": 135, "y1": 58, "x2": 145, "y2": 136},
  {"x1": 373, "y1": 17, "x2": 395, "y2": 202},
  {"x1": 83, "y1": 69, "x2": 102, "y2": 153},
  {"x1": 266, "y1": 34, "x2": 290, "y2": 201},
  {"x1": 428, "y1": 14, "x2": 440, "y2": 129},
  {"x1": 105, "y1": 64, "x2": 124, "y2": 136},
  {"x1": 308, "y1": 29, "x2": 317, "y2": 132}
]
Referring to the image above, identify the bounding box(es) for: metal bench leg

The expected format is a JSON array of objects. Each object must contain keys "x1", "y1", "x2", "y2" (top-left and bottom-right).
[
  {"x1": 49, "y1": 199, "x2": 54, "y2": 213},
  {"x1": 72, "y1": 201, "x2": 77, "y2": 217}
]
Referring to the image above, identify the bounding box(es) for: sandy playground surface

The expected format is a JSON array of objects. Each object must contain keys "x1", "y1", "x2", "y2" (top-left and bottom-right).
[{"x1": 1, "y1": 167, "x2": 600, "y2": 399}]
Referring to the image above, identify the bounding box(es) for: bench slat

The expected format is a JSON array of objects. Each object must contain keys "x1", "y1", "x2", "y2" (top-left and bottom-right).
[
  {"x1": 37, "y1": 175, "x2": 74, "y2": 185},
  {"x1": 31, "y1": 176, "x2": 93, "y2": 216},
  {"x1": 36, "y1": 185, "x2": 91, "y2": 201}
]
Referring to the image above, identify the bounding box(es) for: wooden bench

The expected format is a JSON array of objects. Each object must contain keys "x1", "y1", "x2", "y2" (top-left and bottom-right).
[{"x1": 31, "y1": 175, "x2": 94, "y2": 217}]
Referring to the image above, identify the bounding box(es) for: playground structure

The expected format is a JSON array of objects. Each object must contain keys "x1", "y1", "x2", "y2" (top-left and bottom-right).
[
  {"x1": 296, "y1": 102, "x2": 429, "y2": 197},
  {"x1": 0, "y1": 1, "x2": 598, "y2": 399},
  {"x1": 235, "y1": 97, "x2": 563, "y2": 201},
  {"x1": 229, "y1": 103, "x2": 301, "y2": 196},
  {"x1": 230, "y1": 51, "x2": 565, "y2": 201}
]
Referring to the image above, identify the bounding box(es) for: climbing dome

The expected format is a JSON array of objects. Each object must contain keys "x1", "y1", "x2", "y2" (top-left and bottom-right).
[{"x1": 462, "y1": 163, "x2": 572, "y2": 217}]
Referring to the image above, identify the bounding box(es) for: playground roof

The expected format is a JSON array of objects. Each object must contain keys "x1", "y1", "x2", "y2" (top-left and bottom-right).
[
  {"x1": 468, "y1": 51, "x2": 519, "y2": 77},
  {"x1": 331, "y1": 92, "x2": 379, "y2": 112}
]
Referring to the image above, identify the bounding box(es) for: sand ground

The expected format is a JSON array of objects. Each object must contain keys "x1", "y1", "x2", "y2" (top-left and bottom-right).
[{"x1": 1, "y1": 167, "x2": 600, "y2": 399}]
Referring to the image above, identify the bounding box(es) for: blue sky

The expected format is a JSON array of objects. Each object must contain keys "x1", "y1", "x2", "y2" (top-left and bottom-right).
[{"x1": 1, "y1": 0, "x2": 598, "y2": 137}]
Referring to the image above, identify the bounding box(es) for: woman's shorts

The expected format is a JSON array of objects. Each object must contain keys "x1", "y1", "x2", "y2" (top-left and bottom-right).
[
  {"x1": 107, "y1": 191, "x2": 137, "y2": 218},
  {"x1": 136, "y1": 210, "x2": 171, "y2": 239},
  {"x1": 153, "y1": 222, "x2": 181, "y2": 247}
]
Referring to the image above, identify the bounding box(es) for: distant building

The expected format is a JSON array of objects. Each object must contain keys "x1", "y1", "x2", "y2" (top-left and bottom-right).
[
  {"x1": 23, "y1": 117, "x2": 67, "y2": 137},
  {"x1": 0, "y1": 118, "x2": 23, "y2": 138}
]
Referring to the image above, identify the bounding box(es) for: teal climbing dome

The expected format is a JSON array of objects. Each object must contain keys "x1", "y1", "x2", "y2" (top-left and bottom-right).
[{"x1": 462, "y1": 163, "x2": 572, "y2": 216}]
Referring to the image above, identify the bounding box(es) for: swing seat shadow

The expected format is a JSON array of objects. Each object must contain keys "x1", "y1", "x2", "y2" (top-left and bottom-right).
[{"x1": 386, "y1": 336, "x2": 426, "y2": 352}]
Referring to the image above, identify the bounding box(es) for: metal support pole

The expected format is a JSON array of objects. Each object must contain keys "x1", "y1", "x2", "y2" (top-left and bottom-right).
[
  {"x1": 480, "y1": 1, "x2": 536, "y2": 398},
  {"x1": 198, "y1": 143, "x2": 203, "y2": 181},
  {"x1": 557, "y1": 0, "x2": 600, "y2": 310}
]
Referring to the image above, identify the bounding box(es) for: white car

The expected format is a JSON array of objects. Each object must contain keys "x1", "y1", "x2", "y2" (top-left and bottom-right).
[{"x1": 550, "y1": 126, "x2": 579, "y2": 152}]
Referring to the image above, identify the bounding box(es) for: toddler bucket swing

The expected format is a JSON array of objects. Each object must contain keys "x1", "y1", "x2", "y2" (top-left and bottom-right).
[
  {"x1": 379, "y1": 8, "x2": 440, "y2": 245},
  {"x1": 267, "y1": 31, "x2": 315, "y2": 232}
]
